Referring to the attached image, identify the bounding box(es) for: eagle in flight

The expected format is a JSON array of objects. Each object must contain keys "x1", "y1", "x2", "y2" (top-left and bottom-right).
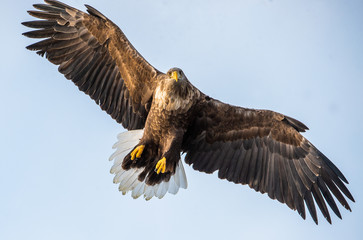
[{"x1": 23, "y1": 0, "x2": 354, "y2": 224}]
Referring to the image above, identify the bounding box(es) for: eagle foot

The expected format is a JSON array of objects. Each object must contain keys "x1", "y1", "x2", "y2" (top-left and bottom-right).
[
  {"x1": 130, "y1": 145, "x2": 145, "y2": 160},
  {"x1": 155, "y1": 157, "x2": 166, "y2": 174}
]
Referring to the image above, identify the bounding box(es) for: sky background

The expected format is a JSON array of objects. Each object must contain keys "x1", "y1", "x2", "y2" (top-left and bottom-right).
[{"x1": 1, "y1": 0, "x2": 362, "y2": 239}]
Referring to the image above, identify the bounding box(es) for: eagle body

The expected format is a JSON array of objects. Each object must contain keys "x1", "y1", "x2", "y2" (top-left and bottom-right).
[
  {"x1": 123, "y1": 70, "x2": 201, "y2": 185},
  {"x1": 23, "y1": 0, "x2": 354, "y2": 224}
]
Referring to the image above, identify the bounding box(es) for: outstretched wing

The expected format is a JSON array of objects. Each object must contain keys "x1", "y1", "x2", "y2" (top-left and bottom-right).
[
  {"x1": 182, "y1": 97, "x2": 354, "y2": 224},
  {"x1": 23, "y1": 0, "x2": 161, "y2": 129}
]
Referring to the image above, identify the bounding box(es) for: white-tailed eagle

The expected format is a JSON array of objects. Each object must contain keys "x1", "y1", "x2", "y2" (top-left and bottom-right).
[{"x1": 23, "y1": 0, "x2": 354, "y2": 224}]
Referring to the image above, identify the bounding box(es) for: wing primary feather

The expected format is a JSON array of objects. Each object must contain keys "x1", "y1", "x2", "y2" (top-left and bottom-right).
[
  {"x1": 27, "y1": 10, "x2": 61, "y2": 21},
  {"x1": 311, "y1": 184, "x2": 331, "y2": 224},
  {"x1": 295, "y1": 194, "x2": 306, "y2": 219},
  {"x1": 320, "y1": 152, "x2": 349, "y2": 184},
  {"x1": 324, "y1": 166, "x2": 355, "y2": 202},
  {"x1": 45, "y1": 0, "x2": 78, "y2": 11},
  {"x1": 22, "y1": 20, "x2": 57, "y2": 29},
  {"x1": 323, "y1": 176, "x2": 351, "y2": 211},
  {"x1": 303, "y1": 141, "x2": 348, "y2": 184},
  {"x1": 316, "y1": 178, "x2": 341, "y2": 219},
  {"x1": 33, "y1": 3, "x2": 63, "y2": 12},
  {"x1": 304, "y1": 191, "x2": 318, "y2": 224},
  {"x1": 26, "y1": 38, "x2": 55, "y2": 51},
  {"x1": 23, "y1": 28, "x2": 55, "y2": 38}
]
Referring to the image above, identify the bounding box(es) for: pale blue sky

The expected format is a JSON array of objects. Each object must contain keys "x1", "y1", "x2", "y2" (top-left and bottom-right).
[{"x1": 1, "y1": 0, "x2": 362, "y2": 239}]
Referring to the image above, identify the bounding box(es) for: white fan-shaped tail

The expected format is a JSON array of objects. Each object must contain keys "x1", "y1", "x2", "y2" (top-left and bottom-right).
[{"x1": 109, "y1": 130, "x2": 188, "y2": 200}]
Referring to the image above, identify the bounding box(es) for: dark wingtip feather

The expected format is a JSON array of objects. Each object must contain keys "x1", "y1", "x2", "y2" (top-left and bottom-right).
[
  {"x1": 27, "y1": 10, "x2": 60, "y2": 21},
  {"x1": 316, "y1": 149, "x2": 349, "y2": 184},
  {"x1": 85, "y1": 4, "x2": 107, "y2": 20},
  {"x1": 311, "y1": 184, "x2": 332, "y2": 224},
  {"x1": 284, "y1": 115, "x2": 309, "y2": 132},
  {"x1": 33, "y1": 3, "x2": 62, "y2": 12},
  {"x1": 304, "y1": 192, "x2": 318, "y2": 224},
  {"x1": 45, "y1": 0, "x2": 77, "y2": 11},
  {"x1": 298, "y1": 211, "x2": 306, "y2": 220},
  {"x1": 25, "y1": 44, "x2": 33, "y2": 50},
  {"x1": 21, "y1": 20, "x2": 57, "y2": 29},
  {"x1": 318, "y1": 178, "x2": 342, "y2": 219},
  {"x1": 36, "y1": 50, "x2": 46, "y2": 57},
  {"x1": 23, "y1": 29, "x2": 54, "y2": 38},
  {"x1": 25, "y1": 38, "x2": 54, "y2": 51}
]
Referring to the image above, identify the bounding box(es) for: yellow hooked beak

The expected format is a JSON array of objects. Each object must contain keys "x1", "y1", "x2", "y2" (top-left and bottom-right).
[{"x1": 171, "y1": 71, "x2": 178, "y2": 82}]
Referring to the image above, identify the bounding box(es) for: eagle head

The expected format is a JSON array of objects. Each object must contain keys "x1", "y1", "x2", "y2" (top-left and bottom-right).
[
  {"x1": 167, "y1": 67, "x2": 187, "y2": 83},
  {"x1": 161, "y1": 67, "x2": 198, "y2": 106}
]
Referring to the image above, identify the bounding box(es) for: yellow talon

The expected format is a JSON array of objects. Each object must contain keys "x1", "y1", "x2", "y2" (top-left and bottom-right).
[
  {"x1": 130, "y1": 145, "x2": 145, "y2": 160},
  {"x1": 155, "y1": 157, "x2": 166, "y2": 174}
]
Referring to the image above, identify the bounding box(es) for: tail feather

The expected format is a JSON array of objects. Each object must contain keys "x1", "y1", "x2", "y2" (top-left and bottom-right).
[
  {"x1": 109, "y1": 130, "x2": 188, "y2": 200},
  {"x1": 131, "y1": 182, "x2": 146, "y2": 199},
  {"x1": 168, "y1": 178, "x2": 179, "y2": 194},
  {"x1": 110, "y1": 163, "x2": 122, "y2": 175}
]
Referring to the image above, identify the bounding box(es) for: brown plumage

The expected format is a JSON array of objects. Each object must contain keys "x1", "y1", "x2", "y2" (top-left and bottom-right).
[{"x1": 23, "y1": 0, "x2": 354, "y2": 224}]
